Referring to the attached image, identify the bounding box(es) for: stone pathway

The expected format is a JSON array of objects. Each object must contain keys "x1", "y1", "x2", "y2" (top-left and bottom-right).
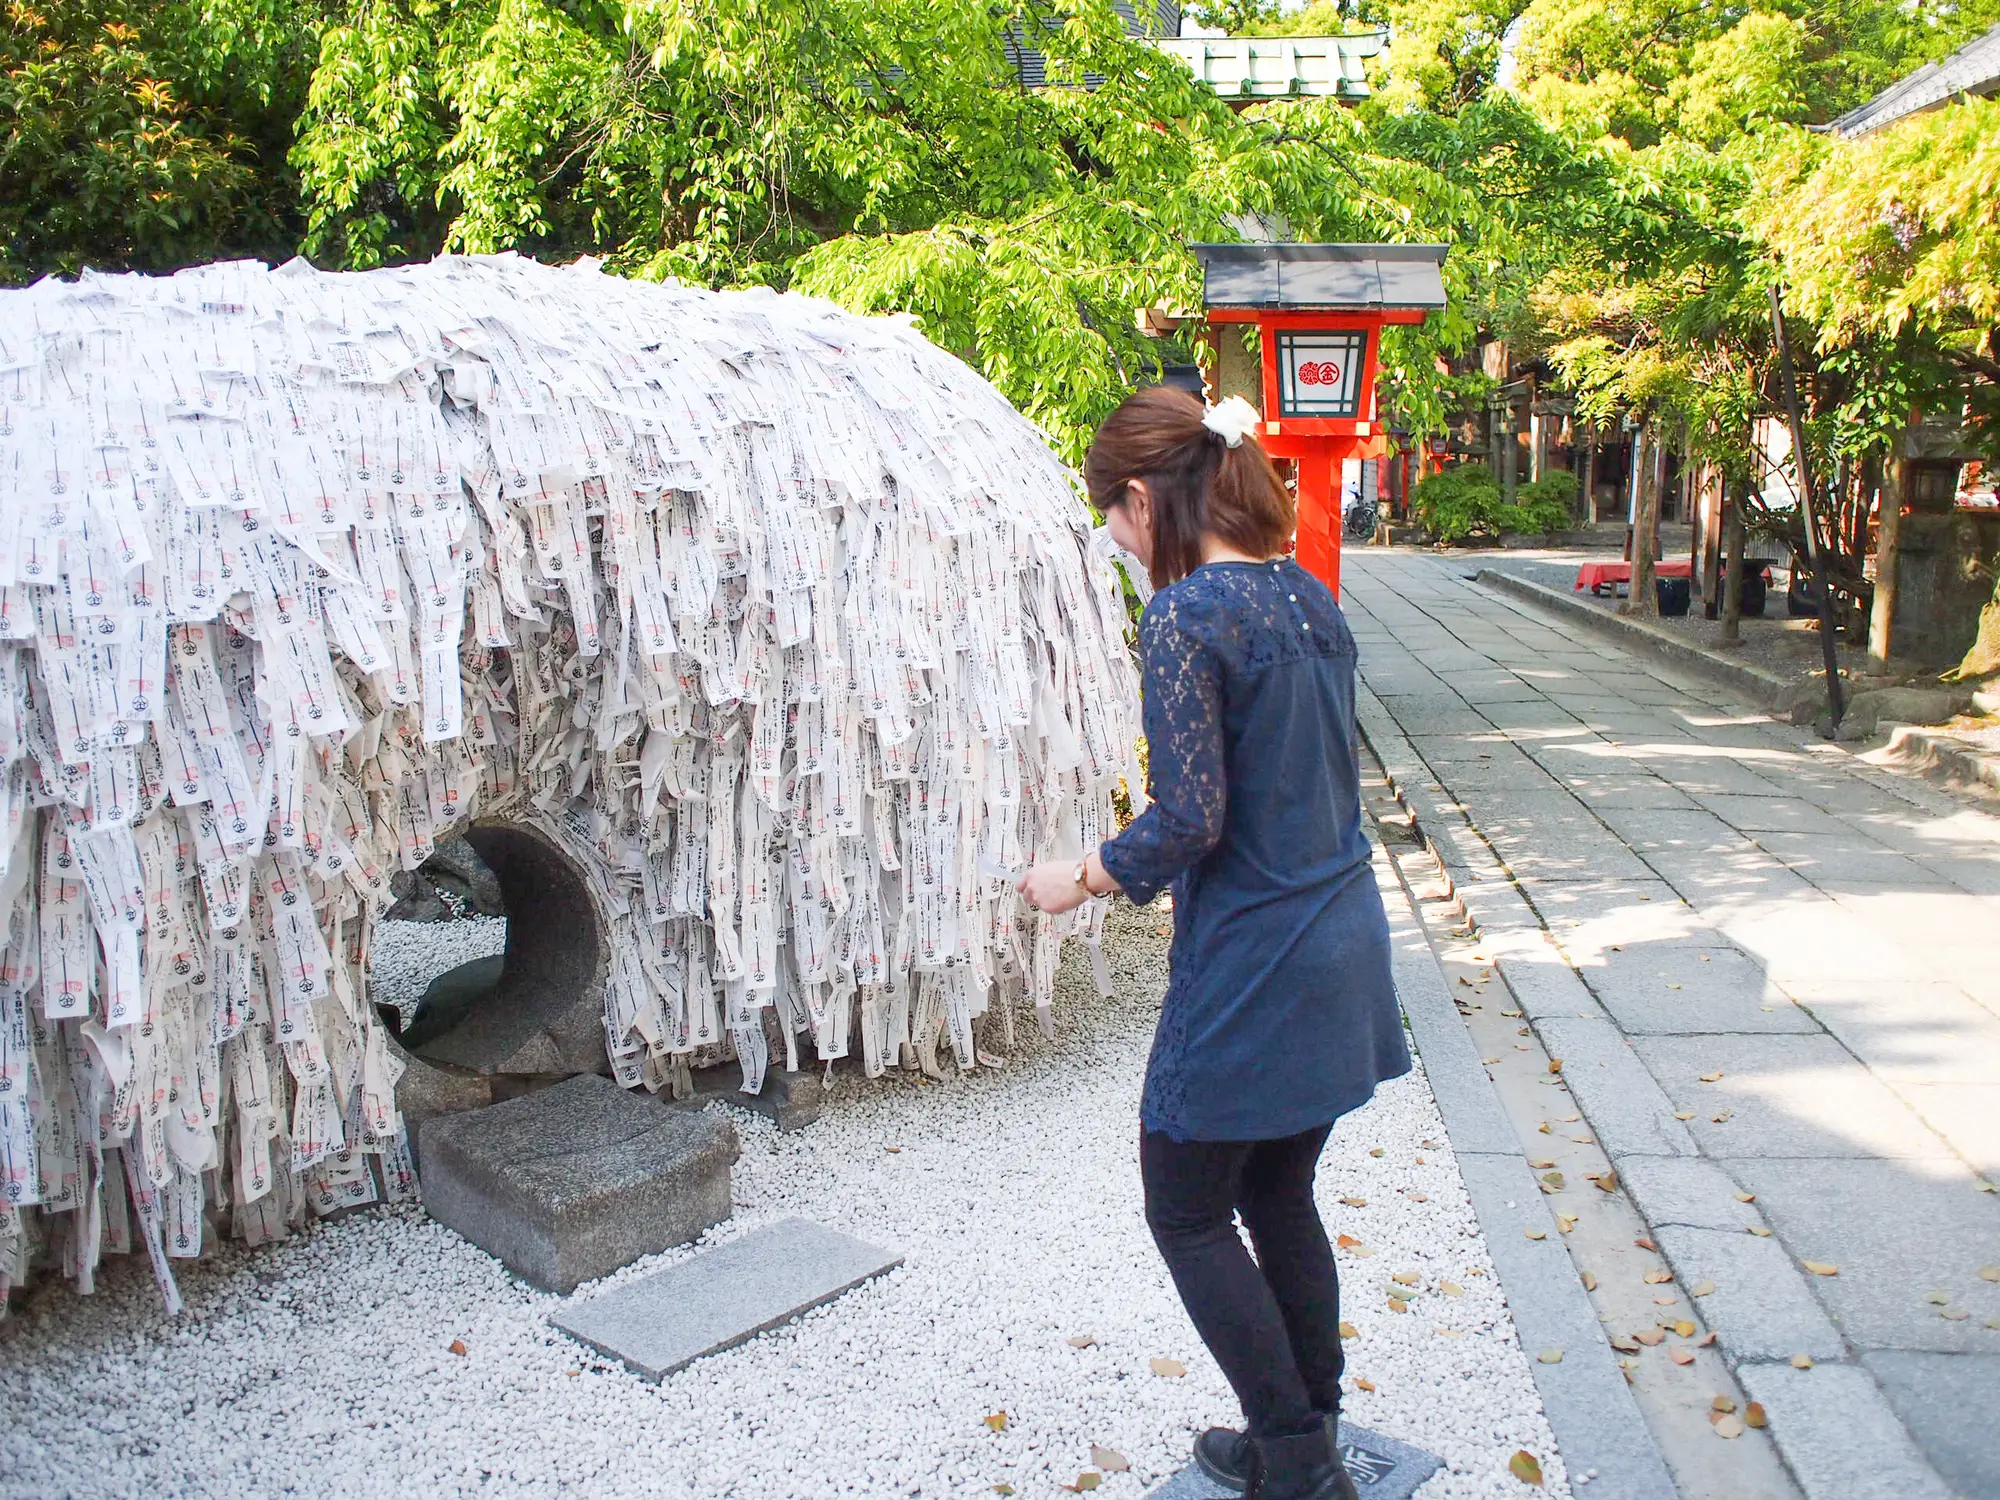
[{"x1": 1343, "y1": 550, "x2": 2000, "y2": 1500}]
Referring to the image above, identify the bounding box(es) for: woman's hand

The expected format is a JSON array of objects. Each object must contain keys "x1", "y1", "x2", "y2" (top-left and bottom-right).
[{"x1": 1018, "y1": 860, "x2": 1092, "y2": 915}]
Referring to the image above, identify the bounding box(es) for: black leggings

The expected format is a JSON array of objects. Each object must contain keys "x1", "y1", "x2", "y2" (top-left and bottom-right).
[{"x1": 1141, "y1": 1125, "x2": 1343, "y2": 1440}]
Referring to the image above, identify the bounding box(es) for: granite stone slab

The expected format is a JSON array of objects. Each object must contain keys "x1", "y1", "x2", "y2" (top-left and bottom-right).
[
  {"x1": 1651, "y1": 1226, "x2": 1845, "y2": 1365},
  {"x1": 1862, "y1": 1350, "x2": 2000, "y2": 1500},
  {"x1": 1736, "y1": 1361, "x2": 1954, "y2": 1500},
  {"x1": 551, "y1": 1218, "x2": 902, "y2": 1380},
  {"x1": 1533, "y1": 1016, "x2": 1697, "y2": 1161},
  {"x1": 419, "y1": 1073, "x2": 738, "y2": 1294},
  {"x1": 1572, "y1": 943, "x2": 1818, "y2": 1036},
  {"x1": 1145, "y1": 1422, "x2": 1442, "y2": 1500}
]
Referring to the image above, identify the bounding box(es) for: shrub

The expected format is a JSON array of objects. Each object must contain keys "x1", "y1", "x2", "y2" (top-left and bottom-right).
[
  {"x1": 1507, "y1": 471, "x2": 1579, "y2": 536},
  {"x1": 1413, "y1": 465, "x2": 1578, "y2": 543}
]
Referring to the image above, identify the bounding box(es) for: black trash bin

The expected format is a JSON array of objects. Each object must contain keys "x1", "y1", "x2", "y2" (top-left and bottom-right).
[
  {"x1": 1721, "y1": 558, "x2": 1769, "y2": 617},
  {"x1": 1656, "y1": 575, "x2": 1692, "y2": 616}
]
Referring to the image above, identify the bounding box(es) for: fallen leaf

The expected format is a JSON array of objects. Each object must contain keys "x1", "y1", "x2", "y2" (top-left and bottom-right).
[
  {"x1": 1711, "y1": 1111, "x2": 1734, "y2": 1123},
  {"x1": 448, "y1": 1339, "x2": 467, "y2": 1357},
  {"x1": 985, "y1": 1412, "x2": 1009, "y2": 1432},
  {"x1": 1632, "y1": 1328, "x2": 1664, "y2": 1346},
  {"x1": 1670, "y1": 1348, "x2": 1695, "y2": 1366},
  {"x1": 1091, "y1": 1446, "x2": 1130, "y2": 1474},
  {"x1": 1556, "y1": 1214, "x2": 1578, "y2": 1233},
  {"x1": 1980, "y1": 1266, "x2": 2000, "y2": 1282},
  {"x1": 1156, "y1": 924, "x2": 1173, "y2": 938},
  {"x1": 1353, "y1": 1377, "x2": 1377, "y2": 1393},
  {"x1": 1538, "y1": 1347, "x2": 1563, "y2": 1364},
  {"x1": 1645, "y1": 1270, "x2": 1674, "y2": 1285},
  {"x1": 1734, "y1": 1192, "x2": 1756, "y2": 1203},
  {"x1": 1609, "y1": 1335, "x2": 1641, "y2": 1353},
  {"x1": 1560, "y1": 1114, "x2": 1580, "y2": 1123},
  {"x1": 1339, "y1": 1196, "x2": 1369, "y2": 1207},
  {"x1": 1802, "y1": 1261, "x2": 1839, "y2": 1277},
  {"x1": 1691, "y1": 1280, "x2": 1716, "y2": 1297},
  {"x1": 1593, "y1": 1172, "x2": 1620, "y2": 1193},
  {"x1": 1654, "y1": 1294, "x2": 1678, "y2": 1307},
  {"x1": 1745, "y1": 1402, "x2": 1768, "y2": 1429},
  {"x1": 1790, "y1": 1353, "x2": 1814, "y2": 1369},
  {"x1": 1667, "y1": 983, "x2": 1682, "y2": 990},
  {"x1": 1436, "y1": 1327, "x2": 1466, "y2": 1339},
  {"x1": 1675, "y1": 1320, "x2": 1696, "y2": 1338},
  {"x1": 566, "y1": 1369, "x2": 580, "y2": 1377},
  {"x1": 1502, "y1": 1009, "x2": 1523, "y2": 1018},
  {"x1": 1149, "y1": 1358, "x2": 1186, "y2": 1378},
  {"x1": 1942, "y1": 1308, "x2": 1970, "y2": 1321},
  {"x1": 1673, "y1": 1111, "x2": 1697, "y2": 1121},
  {"x1": 1339, "y1": 1320, "x2": 1360, "y2": 1338},
  {"x1": 1369, "y1": 1147, "x2": 1386, "y2": 1158},
  {"x1": 1712, "y1": 1396, "x2": 1736, "y2": 1414},
  {"x1": 1387, "y1": 1297, "x2": 1409, "y2": 1313},
  {"x1": 1699, "y1": 1070, "x2": 1724, "y2": 1083},
  {"x1": 1748, "y1": 1226, "x2": 1772, "y2": 1237},
  {"x1": 1065, "y1": 1473, "x2": 1100, "y2": 1492},
  {"x1": 1482, "y1": 1057, "x2": 1502, "y2": 1065},
  {"x1": 1440, "y1": 1282, "x2": 1465, "y2": 1297},
  {"x1": 1393, "y1": 1271, "x2": 1422, "y2": 1286},
  {"x1": 1634, "y1": 1236, "x2": 1657, "y2": 1251},
  {"x1": 1509, "y1": 1450, "x2": 1545, "y2": 1487},
  {"x1": 1548, "y1": 1058, "x2": 1564, "y2": 1074},
  {"x1": 1540, "y1": 1172, "x2": 1565, "y2": 1191},
  {"x1": 1408, "y1": 1191, "x2": 1430, "y2": 1203},
  {"x1": 994, "y1": 1487, "x2": 1016, "y2": 1497},
  {"x1": 1581, "y1": 1271, "x2": 1598, "y2": 1292},
  {"x1": 884, "y1": 1146, "x2": 903, "y2": 1154},
  {"x1": 1714, "y1": 1415, "x2": 1744, "y2": 1440},
  {"x1": 1337, "y1": 1233, "x2": 1362, "y2": 1249},
  {"x1": 1525, "y1": 1227, "x2": 1547, "y2": 1241},
  {"x1": 1529, "y1": 1158, "x2": 1556, "y2": 1170},
  {"x1": 1067, "y1": 1335, "x2": 1097, "y2": 1349},
  {"x1": 1537, "y1": 1121, "x2": 1553, "y2": 1134},
  {"x1": 1698, "y1": 1332, "x2": 1717, "y2": 1347}
]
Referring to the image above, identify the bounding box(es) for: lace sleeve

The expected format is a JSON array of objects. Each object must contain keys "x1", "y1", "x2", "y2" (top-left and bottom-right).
[{"x1": 1099, "y1": 601, "x2": 1226, "y2": 907}]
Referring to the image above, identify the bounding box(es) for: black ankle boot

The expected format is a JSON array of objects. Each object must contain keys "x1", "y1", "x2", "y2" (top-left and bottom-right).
[
  {"x1": 1195, "y1": 1413, "x2": 1346, "y2": 1494},
  {"x1": 1246, "y1": 1422, "x2": 1359, "y2": 1500}
]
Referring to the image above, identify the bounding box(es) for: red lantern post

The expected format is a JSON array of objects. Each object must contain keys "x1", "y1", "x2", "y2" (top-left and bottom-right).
[{"x1": 1192, "y1": 244, "x2": 1449, "y2": 600}]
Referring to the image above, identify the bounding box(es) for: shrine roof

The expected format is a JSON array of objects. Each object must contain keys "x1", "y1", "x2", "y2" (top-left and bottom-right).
[{"x1": 1191, "y1": 243, "x2": 1449, "y2": 313}]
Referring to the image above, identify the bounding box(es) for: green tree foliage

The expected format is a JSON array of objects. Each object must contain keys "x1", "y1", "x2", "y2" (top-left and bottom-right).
[{"x1": 1, "y1": 0, "x2": 319, "y2": 282}]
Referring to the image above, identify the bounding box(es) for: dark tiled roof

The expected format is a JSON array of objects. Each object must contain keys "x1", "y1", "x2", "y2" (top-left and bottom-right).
[
  {"x1": 1191, "y1": 243, "x2": 1449, "y2": 311},
  {"x1": 1832, "y1": 22, "x2": 2000, "y2": 137}
]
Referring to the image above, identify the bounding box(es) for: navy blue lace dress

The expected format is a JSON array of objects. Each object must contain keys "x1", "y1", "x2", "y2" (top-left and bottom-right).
[{"x1": 1100, "y1": 558, "x2": 1410, "y2": 1142}]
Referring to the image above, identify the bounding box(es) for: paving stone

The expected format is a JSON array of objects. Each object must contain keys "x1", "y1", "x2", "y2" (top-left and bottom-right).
[
  {"x1": 1724, "y1": 1157, "x2": 2000, "y2": 1353},
  {"x1": 1778, "y1": 979, "x2": 2000, "y2": 1084},
  {"x1": 1560, "y1": 774, "x2": 1701, "y2": 810},
  {"x1": 1736, "y1": 1361, "x2": 1954, "y2": 1500},
  {"x1": 1574, "y1": 942, "x2": 1819, "y2": 1036},
  {"x1": 1651, "y1": 1227, "x2": 1845, "y2": 1364},
  {"x1": 1496, "y1": 949, "x2": 1607, "y2": 1023},
  {"x1": 1753, "y1": 831, "x2": 1957, "y2": 890},
  {"x1": 1691, "y1": 794, "x2": 1855, "y2": 835},
  {"x1": 551, "y1": 1218, "x2": 901, "y2": 1379},
  {"x1": 1380, "y1": 699, "x2": 1494, "y2": 736},
  {"x1": 1377, "y1": 861, "x2": 1521, "y2": 1158},
  {"x1": 1453, "y1": 1152, "x2": 1679, "y2": 1500},
  {"x1": 1861, "y1": 1350, "x2": 2000, "y2": 1500},
  {"x1": 1588, "y1": 806, "x2": 1742, "y2": 856},
  {"x1": 1617, "y1": 1157, "x2": 1765, "y2": 1232},
  {"x1": 419, "y1": 1073, "x2": 738, "y2": 1294},
  {"x1": 1632, "y1": 1034, "x2": 1952, "y2": 1160},
  {"x1": 1895, "y1": 1082, "x2": 2000, "y2": 1177},
  {"x1": 1146, "y1": 1421, "x2": 1443, "y2": 1500},
  {"x1": 1534, "y1": 1016, "x2": 1697, "y2": 1160},
  {"x1": 1709, "y1": 897, "x2": 1925, "y2": 985}
]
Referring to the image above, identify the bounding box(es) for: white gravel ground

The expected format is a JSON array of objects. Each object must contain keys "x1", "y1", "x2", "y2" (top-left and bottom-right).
[
  {"x1": 368, "y1": 916, "x2": 510, "y2": 1018},
  {"x1": 0, "y1": 902, "x2": 1569, "y2": 1500}
]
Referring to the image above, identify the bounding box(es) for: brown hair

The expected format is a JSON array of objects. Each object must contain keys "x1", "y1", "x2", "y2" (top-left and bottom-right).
[{"x1": 1083, "y1": 386, "x2": 1294, "y2": 590}]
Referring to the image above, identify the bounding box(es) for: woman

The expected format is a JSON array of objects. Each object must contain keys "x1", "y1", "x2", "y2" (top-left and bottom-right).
[{"x1": 1020, "y1": 387, "x2": 1410, "y2": 1500}]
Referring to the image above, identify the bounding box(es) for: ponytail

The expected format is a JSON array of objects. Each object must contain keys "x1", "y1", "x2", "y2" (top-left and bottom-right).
[{"x1": 1083, "y1": 386, "x2": 1295, "y2": 590}]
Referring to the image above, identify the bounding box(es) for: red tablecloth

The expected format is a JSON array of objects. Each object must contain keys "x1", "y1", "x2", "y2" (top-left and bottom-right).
[{"x1": 1576, "y1": 559, "x2": 1693, "y2": 591}]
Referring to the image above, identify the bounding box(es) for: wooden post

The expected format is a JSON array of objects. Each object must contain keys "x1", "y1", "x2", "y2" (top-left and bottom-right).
[
  {"x1": 1721, "y1": 478, "x2": 1746, "y2": 644},
  {"x1": 1294, "y1": 445, "x2": 1341, "y2": 600},
  {"x1": 1625, "y1": 424, "x2": 1661, "y2": 617},
  {"x1": 1701, "y1": 466, "x2": 1724, "y2": 619},
  {"x1": 1584, "y1": 435, "x2": 1599, "y2": 525},
  {"x1": 1868, "y1": 440, "x2": 1909, "y2": 668},
  {"x1": 1625, "y1": 427, "x2": 1646, "y2": 561}
]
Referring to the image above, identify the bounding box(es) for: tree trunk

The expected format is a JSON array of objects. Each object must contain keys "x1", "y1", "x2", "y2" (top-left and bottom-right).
[
  {"x1": 1722, "y1": 479, "x2": 1746, "y2": 644},
  {"x1": 1867, "y1": 446, "x2": 1908, "y2": 670},
  {"x1": 1584, "y1": 437, "x2": 1599, "y2": 525},
  {"x1": 1624, "y1": 425, "x2": 1661, "y2": 618}
]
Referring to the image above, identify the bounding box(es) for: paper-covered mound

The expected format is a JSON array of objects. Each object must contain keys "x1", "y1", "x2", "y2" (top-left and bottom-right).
[{"x1": 0, "y1": 255, "x2": 1140, "y2": 1309}]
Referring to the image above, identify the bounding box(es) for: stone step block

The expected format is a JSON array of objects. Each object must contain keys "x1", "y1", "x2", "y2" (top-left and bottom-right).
[
  {"x1": 418, "y1": 1073, "x2": 737, "y2": 1293},
  {"x1": 551, "y1": 1218, "x2": 902, "y2": 1380}
]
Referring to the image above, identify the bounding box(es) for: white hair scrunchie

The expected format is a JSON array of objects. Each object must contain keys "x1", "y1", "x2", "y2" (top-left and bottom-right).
[{"x1": 1200, "y1": 395, "x2": 1262, "y2": 449}]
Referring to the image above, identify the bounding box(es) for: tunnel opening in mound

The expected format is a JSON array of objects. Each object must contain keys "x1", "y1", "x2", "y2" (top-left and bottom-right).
[{"x1": 395, "y1": 822, "x2": 610, "y2": 1078}]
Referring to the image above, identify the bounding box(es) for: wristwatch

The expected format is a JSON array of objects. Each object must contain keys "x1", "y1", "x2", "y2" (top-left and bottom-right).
[{"x1": 1073, "y1": 859, "x2": 1095, "y2": 896}]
